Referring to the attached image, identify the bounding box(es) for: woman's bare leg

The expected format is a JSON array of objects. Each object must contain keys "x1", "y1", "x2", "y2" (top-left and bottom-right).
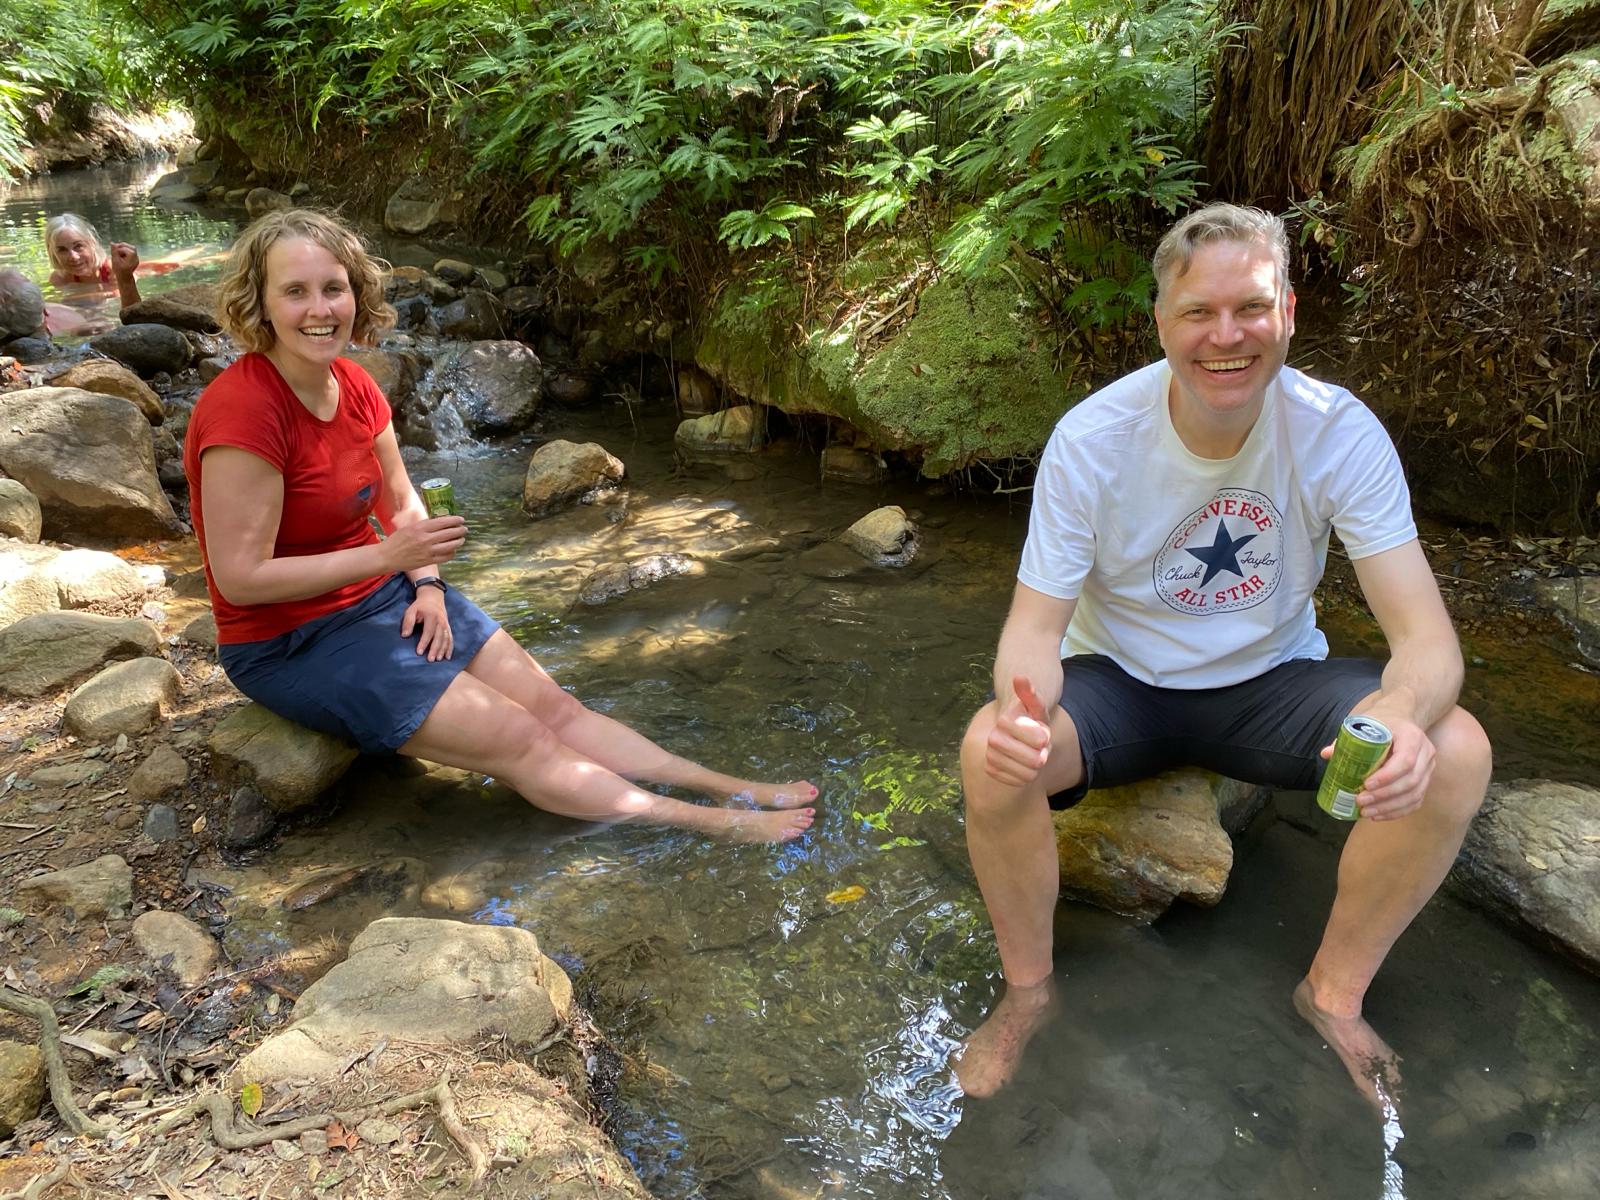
[
  {"x1": 462, "y1": 630, "x2": 818, "y2": 808},
  {"x1": 399, "y1": 669, "x2": 814, "y2": 842}
]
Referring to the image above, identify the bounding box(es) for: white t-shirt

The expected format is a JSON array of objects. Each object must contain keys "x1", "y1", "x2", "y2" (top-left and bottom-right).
[{"x1": 1018, "y1": 361, "x2": 1417, "y2": 688}]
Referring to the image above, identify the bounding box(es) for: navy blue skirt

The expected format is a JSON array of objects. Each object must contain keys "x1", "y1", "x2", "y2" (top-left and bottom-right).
[{"x1": 219, "y1": 573, "x2": 501, "y2": 754}]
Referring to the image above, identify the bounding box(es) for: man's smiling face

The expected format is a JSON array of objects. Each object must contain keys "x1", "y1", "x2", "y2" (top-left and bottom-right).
[{"x1": 1154, "y1": 237, "x2": 1295, "y2": 427}]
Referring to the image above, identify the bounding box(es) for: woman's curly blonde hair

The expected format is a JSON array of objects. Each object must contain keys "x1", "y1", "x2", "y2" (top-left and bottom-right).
[{"x1": 217, "y1": 209, "x2": 394, "y2": 353}]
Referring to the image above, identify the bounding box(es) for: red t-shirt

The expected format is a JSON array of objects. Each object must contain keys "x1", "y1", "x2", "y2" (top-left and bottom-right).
[{"x1": 183, "y1": 353, "x2": 392, "y2": 644}]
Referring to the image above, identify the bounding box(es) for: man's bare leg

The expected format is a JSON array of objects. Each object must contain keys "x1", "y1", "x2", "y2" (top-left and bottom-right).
[
  {"x1": 1298, "y1": 705, "x2": 1490, "y2": 1103},
  {"x1": 954, "y1": 700, "x2": 1084, "y2": 1097}
]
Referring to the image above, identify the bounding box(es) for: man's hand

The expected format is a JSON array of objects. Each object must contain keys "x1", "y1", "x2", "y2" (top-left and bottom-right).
[
  {"x1": 400, "y1": 586, "x2": 453, "y2": 661},
  {"x1": 1321, "y1": 708, "x2": 1435, "y2": 821},
  {"x1": 108, "y1": 242, "x2": 140, "y2": 277},
  {"x1": 985, "y1": 675, "x2": 1053, "y2": 787}
]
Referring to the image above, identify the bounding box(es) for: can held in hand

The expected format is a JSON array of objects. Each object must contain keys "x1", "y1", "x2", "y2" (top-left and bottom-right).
[
  {"x1": 1316, "y1": 715, "x2": 1393, "y2": 821},
  {"x1": 419, "y1": 477, "x2": 457, "y2": 518}
]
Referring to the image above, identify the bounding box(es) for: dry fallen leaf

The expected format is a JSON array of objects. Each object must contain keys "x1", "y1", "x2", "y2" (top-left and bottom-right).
[
  {"x1": 825, "y1": 885, "x2": 867, "y2": 904},
  {"x1": 1524, "y1": 853, "x2": 1549, "y2": 871}
]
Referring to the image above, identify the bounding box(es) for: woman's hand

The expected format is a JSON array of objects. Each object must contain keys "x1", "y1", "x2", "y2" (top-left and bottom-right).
[
  {"x1": 109, "y1": 242, "x2": 140, "y2": 277},
  {"x1": 401, "y1": 586, "x2": 453, "y2": 661},
  {"x1": 383, "y1": 515, "x2": 466, "y2": 573}
]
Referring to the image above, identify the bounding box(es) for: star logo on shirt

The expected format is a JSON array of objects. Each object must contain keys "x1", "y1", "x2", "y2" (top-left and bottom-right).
[{"x1": 1184, "y1": 519, "x2": 1257, "y2": 587}]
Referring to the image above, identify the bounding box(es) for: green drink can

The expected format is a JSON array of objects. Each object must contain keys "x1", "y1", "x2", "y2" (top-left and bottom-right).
[
  {"x1": 419, "y1": 477, "x2": 457, "y2": 517},
  {"x1": 1316, "y1": 715, "x2": 1392, "y2": 821}
]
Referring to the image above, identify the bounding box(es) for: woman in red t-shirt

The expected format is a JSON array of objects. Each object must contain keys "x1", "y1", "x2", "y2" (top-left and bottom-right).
[{"x1": 185, "y1": 209, "x2": 816, "y2": 841}]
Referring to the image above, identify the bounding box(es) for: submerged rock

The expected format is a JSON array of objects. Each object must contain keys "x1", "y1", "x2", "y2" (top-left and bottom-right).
[
  {"x1": 522, "y1": 439, "x2": 625, "y2": 517},
  {"x1": 1053, "y1": 769, "x2": 1258, "y2": 923},
  {"x1": 1451, "y1": 779, "x2": 1600, "y2": 972},
  {"x1": 822, "y1": 445, "x2": 886, "y2": 485},
  {"x1": 1534, "y1": 576, "x2": 1600, "y2": 668},
  {"x1": 578, "y1": 554, "x2": 704, "y2": 606},
  {"x1": 121, "y1": 293, "x2": 221, "y2": 335},
  {"x1": 839, "y1": 505, "x2": 919, "y2": 566}
]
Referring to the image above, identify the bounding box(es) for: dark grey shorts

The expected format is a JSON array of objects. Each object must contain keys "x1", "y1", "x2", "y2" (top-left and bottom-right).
[
  {"x1": 1048, "y1": 654, "x2": 1384, "y2": 809},
  {"x1": 219, "y1": 573, "x2": 501, "y2": 755}
]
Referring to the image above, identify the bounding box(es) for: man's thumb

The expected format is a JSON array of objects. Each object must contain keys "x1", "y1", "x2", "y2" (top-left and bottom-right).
[{"x1": 1012, "y1": 675, "x2": 1048, "y2": 724}]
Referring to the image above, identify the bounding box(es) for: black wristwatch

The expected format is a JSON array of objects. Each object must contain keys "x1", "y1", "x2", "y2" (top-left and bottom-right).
[{"x1": 413, "y1": 576, "x2": 449, "y2": 595}]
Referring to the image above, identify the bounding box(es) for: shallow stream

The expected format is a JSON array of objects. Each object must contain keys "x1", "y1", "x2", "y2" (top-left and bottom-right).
[{"x1": 6, "y1": 163, "x2": 1600, "y2": 1200}]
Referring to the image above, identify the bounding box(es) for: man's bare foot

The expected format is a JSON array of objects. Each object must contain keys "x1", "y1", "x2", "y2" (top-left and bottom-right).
[
  {"x1": 715, "y1": 805, "x2": 817, "y2": 843},
  {"x1": 1293, "y1": 978, "x2": 1403, "y2": 1113},
  {"x1": 954, "y1": 978, "x2": 1057, "y2": 1098},
  {"x1": 726, "y1": 780, "x2": 819, "y2": 810}
]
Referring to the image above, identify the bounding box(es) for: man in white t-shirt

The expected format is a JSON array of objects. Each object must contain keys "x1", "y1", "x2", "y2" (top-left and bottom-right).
[{"x1": 956, "y1": 204, "x2": 1490, "y2": 1102}]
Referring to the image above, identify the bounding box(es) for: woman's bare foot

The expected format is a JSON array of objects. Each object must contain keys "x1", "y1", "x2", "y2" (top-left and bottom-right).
[
  {"x1": 725, "y1": 780, "x2": 820, "y2": 810},
  {"x1": 714, "y1": 805, "x2": 817, "y2": 843},
  {"x1": 954, "y1": 978, "x2": 1057, "y2": 1098},
  {"x1": 1293, "y1": 978, "x2": 1403, "y2": 1113}
]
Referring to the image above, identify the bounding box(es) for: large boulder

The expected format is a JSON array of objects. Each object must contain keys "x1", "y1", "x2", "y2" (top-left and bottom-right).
[
  {"x1": 45, "y1": 359, "x2": 164, "y2": 424},
  {"x1": 1451, "y1": 779, "x2": 1600, "y2": 972},
  {"x1": 49, "y1": 548, "x2": 145, "y2": 609},
  {"x1": 0, "y1": 539, "x2": 61, "y2": 628},
  {"x1": 208, "y1": 702, "x2": 359, "y2": 813},
  {"x1": 233, "y1": 917, "x2": 572, "y2": 1084},
  {"x1": 88, "y1": 324, "x2": 192, "y2": 377},
  {"x1": 428, "y1": 340, "x2": 542, "y2": 436},
  {"x1": 62, "y1": 656, "x2": 181, "y2": 740},
  {"x1": 383, "y1": 175, "x2": 462, "y2": 235},
  {"x1": 0, "y1": 388, "x2": 184, "y2": 541},
  {"x1": 0, "y1": 611, "x2": 161, "y2": 698},
  {"x1": 14, "y1": 854, "x2": 133, "y2": 919},
  {"x1": 0, "y1": 479, "x2": 42, "y2": 542},
  {"x1": 244, "y1": 187, "x2": 291, "y2": 219},
  {"x1": 578, "y1": 554, "x2": 704, "y2": 605},
  {"x1": 521, "y1": 440, "x2": 624, "y2": 517},
  {"x1": 1053, "y1": 770, "x2": 1266, "y2": 923}
]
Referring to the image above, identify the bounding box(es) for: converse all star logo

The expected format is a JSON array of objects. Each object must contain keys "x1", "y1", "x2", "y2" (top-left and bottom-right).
[{"x1": 1153, "y1": 488, "x2": 1285, "y2": 614}]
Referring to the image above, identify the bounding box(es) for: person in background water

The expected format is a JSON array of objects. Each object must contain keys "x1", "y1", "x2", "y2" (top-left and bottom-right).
[
  {"x1": 0, "y1": 266, "x2": 92, "y2": 345},
  {"x1": 44, "y1": 212, "x2": 143, "y2": 308},
  {"x1": 955, "y1": 203, "x2": 1490, "y2": 1104},
  {"x1": 183, "y1": 208, "x2": 818, "y2": 842}
]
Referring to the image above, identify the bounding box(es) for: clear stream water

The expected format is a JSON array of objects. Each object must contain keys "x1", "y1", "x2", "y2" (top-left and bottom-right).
[{"x1": 5, "y1": 163, "x2": 1599, "y2": 1200}]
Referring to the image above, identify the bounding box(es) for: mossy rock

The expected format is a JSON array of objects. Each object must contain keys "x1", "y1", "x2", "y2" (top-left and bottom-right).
[{"x1": 698, "y1": 262, "x2": 1080, "y2": 475}]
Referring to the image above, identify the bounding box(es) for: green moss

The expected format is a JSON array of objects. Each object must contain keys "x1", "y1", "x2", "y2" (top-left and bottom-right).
[{"x1": 699, "y1": 254, "x2": 1082, "y2": 475}]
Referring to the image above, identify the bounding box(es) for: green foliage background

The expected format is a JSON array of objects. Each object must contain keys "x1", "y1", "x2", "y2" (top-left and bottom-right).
[{"x1": 82, "y1": 0, "x2": 1221, "y2": 326}]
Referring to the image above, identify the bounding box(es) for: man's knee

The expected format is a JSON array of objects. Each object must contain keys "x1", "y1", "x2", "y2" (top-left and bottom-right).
[{"x1": 1428, "y1": 706, "x2": 1491, "y2": 822}]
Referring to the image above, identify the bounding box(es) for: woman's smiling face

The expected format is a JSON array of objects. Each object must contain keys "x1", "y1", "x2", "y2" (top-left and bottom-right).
[
  {"x1": 261, "y1": 236, "x2": 356, "y2": 372},
  {"x1": 51, "y1": 230, "x2": 102, "y2": 278}
]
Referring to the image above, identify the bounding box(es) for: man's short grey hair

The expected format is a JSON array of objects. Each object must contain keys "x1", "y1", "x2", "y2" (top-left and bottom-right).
[
  {"x1": 0, "y1": 268, "x2": 46, "y2": 340},
  {"x1": 1153, "y1": 203, "x2": 1289, "y2": 300}
]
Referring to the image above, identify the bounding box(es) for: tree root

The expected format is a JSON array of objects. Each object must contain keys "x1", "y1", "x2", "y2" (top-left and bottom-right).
[
  {"x1": 0, "y1": 987, "x2": 112, "y2": 1140},
  {"x1": 153, "y1": 1071, "x2": 488, "y2": 1187},
  {"x1": 0, "y1": 1157, "x2": 87, "y2": 1200}
]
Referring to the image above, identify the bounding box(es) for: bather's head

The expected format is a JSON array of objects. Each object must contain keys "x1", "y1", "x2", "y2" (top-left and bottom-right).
[
  {"x1": 0, "y1": 268, "x2": 47, "y2": 341},
  {"x1": 217, "y1": 208, "x2": 394, "y2": 354},
  {"x1": 44, "y1": 212, "x2": 108, "y2": 280}
]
